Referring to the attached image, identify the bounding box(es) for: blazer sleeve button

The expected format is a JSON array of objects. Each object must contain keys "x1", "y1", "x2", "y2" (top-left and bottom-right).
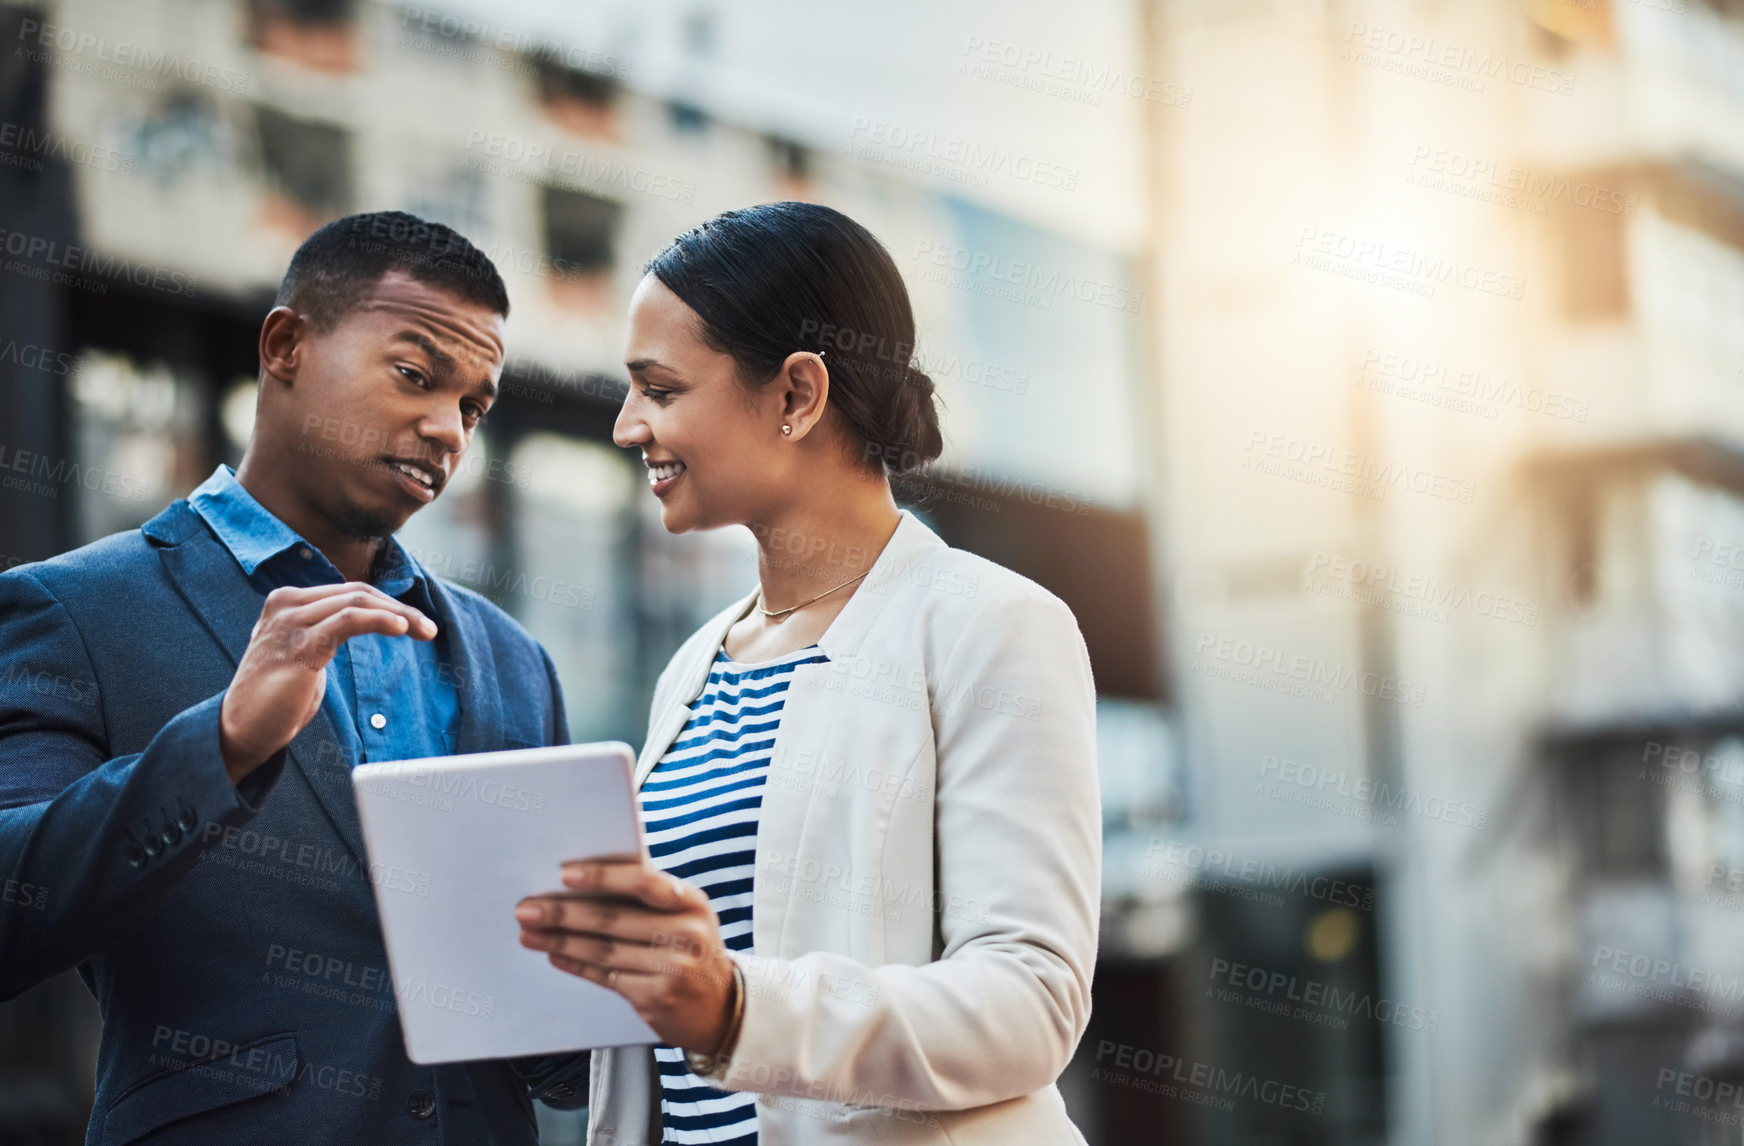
[
  {"x1": 178, "y1": 807, "x2": 198, "y2": 832},
  {"x1": 124, "y1": 845, "x2": 146, "y2": 868},
  {"x1": 142, "y1": 833, "x2": 164, "y2": 857}
]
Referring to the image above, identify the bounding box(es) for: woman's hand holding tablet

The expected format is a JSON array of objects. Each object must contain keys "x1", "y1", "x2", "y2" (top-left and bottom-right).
[{"x1": 515, "y1": 858, "x2": 743, "y2": 1064}]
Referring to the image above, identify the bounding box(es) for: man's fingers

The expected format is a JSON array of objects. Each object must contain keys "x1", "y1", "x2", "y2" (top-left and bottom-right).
[
  {"x1": 291, "y1": 608, "x2": 427, "y2": 665},
  {"x1": 269, "y1": 582, "x2": 437, "y2": 639},
  {"x1": 264, "y1": 581, "x2": 388, "y2": 609}
]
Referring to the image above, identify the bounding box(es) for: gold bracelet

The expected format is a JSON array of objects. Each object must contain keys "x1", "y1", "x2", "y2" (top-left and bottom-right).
[{"x1": 685, "y1": 960, "x2": 745, "y2": 1078}]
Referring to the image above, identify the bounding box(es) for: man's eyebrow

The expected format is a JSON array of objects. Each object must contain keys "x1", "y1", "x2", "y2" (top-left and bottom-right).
[{"x1": 393, "y1": 330, "x2": 457, "y2": 376}]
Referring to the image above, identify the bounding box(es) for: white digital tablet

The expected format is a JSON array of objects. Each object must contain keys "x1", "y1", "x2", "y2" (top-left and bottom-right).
[{"x1": 351, "y1": 741, "x2": 658, "y2": 1064}]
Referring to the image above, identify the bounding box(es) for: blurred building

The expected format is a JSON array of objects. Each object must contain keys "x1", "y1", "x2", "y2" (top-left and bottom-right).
[
  {"x1": 1137, "y1": 0, "x2": 1744, "y2": 1144},
  {"x1": 0, "y1": 0, "x2": 1167, "y2": 1142}
]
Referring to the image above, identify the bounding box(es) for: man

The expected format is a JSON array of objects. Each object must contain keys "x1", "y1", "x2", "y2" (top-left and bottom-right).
[{"x1": 0, "y1": 211, "x2": 588, "y2": 1142}]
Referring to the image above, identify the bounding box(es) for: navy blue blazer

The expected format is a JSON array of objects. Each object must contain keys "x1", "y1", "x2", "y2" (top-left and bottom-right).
[{"x1": 0, "y1": 499, "x2": 589, "y2": 1145}]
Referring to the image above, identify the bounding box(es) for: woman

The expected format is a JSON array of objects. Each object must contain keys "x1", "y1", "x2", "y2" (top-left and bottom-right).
[{"x1": 514, "y1": 202, "x2": 1101, "y2": 1145}]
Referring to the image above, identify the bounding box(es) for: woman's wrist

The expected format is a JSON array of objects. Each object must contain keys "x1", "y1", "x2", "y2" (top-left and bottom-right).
[{"x1": 685, "y1": 959, "x2": 745, "y2": 1076}]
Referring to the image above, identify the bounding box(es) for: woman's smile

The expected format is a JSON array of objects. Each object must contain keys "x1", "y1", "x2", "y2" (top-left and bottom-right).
[{"x1": 645, "y1": 457, "x2": 687, "y2": 498}]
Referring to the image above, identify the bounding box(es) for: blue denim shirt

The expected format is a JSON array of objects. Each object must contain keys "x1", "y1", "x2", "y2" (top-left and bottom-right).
[{"x1": 187, "y1": 465, "x2": 459, "y2": 764}]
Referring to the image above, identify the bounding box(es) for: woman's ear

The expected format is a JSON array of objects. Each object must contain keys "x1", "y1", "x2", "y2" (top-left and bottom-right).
[{"x1": 777, "y1": 351, "x2": 830, "y2": 441}]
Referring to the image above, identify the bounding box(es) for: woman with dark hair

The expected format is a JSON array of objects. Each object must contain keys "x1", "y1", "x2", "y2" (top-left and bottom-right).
[{"x1": 514, "y1": 201, "x2": 1100, "y2": 1145}]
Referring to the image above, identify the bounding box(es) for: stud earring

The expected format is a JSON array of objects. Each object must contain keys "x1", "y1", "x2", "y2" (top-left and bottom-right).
[{"x1": 781, "y1": 424, "x2": 793, "y2": 436}]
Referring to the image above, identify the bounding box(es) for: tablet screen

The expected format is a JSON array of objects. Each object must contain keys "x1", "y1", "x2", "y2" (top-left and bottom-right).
[{"x1": 353, "y1": 741, "x2": 658, "y2": 1063}]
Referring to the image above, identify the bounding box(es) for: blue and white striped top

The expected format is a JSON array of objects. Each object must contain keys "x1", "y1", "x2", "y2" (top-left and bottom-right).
[{"x1": 640, "y1": 643, "x2": 828, "y2": 1146}]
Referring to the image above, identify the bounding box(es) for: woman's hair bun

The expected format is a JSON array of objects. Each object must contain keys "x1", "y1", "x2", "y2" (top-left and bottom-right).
[
  {"x1": 645, "y1": 201, "x2": 944, "y2": 478},
  {"x1": 871, "y1": 364, "x2": 943, "y2": 475}
]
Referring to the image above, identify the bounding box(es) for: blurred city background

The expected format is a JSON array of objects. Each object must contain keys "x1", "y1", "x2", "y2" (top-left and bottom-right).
[{"x1": 0, "y1": 0, "x2": 1738, "y2": 1142}]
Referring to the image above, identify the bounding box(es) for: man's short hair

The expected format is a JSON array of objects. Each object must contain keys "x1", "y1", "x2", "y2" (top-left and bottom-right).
[{"x1": 274, "y1": 211, "x2": 510, "y2": 330}]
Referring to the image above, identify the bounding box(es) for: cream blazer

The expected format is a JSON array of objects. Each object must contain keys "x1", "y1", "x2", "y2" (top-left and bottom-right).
[{"x1": 586, "y1": 510, "x2": 1101, "y2": 1146}]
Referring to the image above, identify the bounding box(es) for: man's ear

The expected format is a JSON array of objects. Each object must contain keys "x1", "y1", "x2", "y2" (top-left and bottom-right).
[
  {"x1": 258, "y1": 306, "x2": 306, "y2": 388},
  {"x1": 778, "y1": 351, "x2": 831, "y2": 440}
]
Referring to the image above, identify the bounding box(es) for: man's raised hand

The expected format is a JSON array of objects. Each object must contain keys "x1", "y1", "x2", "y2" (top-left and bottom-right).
[{"x1": 218, "y1": 582, "x2": 437, "y2": 783}]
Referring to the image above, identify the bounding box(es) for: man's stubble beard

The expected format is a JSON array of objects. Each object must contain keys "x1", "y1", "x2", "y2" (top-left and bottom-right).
[
  {"x1": 328, "y1": 456, "x2": 405, "y2": 543},
  {"x1": 331, "y1": 501, "x2": 399, "y2": 544}
]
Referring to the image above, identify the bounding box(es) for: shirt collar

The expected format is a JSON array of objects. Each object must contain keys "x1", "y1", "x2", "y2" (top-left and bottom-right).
[
  {"x1": 186, "y1": 464, "x2": 437, "y2": 606},
  {"x1": 371, "y1": 532, "x2": 428, "y2": 603},
  {"x1": 186, "y1": 464, "x2": 307, "y2": 577}
]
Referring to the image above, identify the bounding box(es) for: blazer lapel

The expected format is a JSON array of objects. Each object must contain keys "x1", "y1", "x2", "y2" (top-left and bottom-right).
[
  {"x1": 632, "y1": 588, "x2": 757, "y2": 790},
  {"x1": 427, "y1": 579, "x2": 503, "y2": 757},
  {"x1": 153, "y1": 503, "x2": 368, "y2": 865},
  {"x1": 815, "y1": 510, "x2": 945, "y2": 663},
  {"x1": 153, "y1": 508, "x2": 263, "y2": 669},
  {"x1": 284, "y1": 707, "x2": 366, "y2": 865},
  {"x1": 630, "y1": 512, "x2": 946, "y2": 789}
]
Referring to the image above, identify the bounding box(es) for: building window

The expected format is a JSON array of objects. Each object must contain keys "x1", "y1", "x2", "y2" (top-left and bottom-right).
[
  {"x1": 681, "y1": 6, "x2": 718, "y2": 57},
  {"x1": 1521, "y1": 0, "x2": 1612, "y2": 52},
  {"x1": 540, "y1": 184, "x2": 621, "y2": 311},
  {"x1": 768, "y1": 136, "x2": 811, "y2": 192},
  {"x1": 904, "y1": 490, "x2": 1166, "y2": 701},
  {"x1": 1558, "y1": 741, "x2": 1668, "y2": 879},
  {"x1": 248, "y1": 0, "x2": 359, "y2": 73},
  {"x1": 536, "y1": 59, "x2": 620, "y2": 140},
  {"x1": 120, "y1": 92, "x2": 231, "y2": 188},
  {"x1": 668, "y1": 101, "x2": 710, "y2": 134},
  {"x1": 1559, "y1": 194, "x2": 1630, "y2": 322},
  {"x1": 402, "y1": 164, "x2": 489, "y2": 238},
  {"x1": 69, "y1": 351, "x2": 207, "y2": 545},
  {"x1": 255, "y1": 106, "x2": 352, "y2": 233},
  {"x1": 502, "y1": 435, "x2": 637, "y2": 741}
]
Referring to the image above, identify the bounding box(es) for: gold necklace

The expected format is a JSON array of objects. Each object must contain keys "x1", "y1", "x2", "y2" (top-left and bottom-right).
[{"x1": 756, "y1": 569, "x2": 871, "y2": 620}]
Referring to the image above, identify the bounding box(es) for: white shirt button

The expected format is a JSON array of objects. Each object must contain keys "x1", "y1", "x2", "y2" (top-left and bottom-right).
[{"x1": 369, "y1": 713, "x2": 387, "y2": 730}]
